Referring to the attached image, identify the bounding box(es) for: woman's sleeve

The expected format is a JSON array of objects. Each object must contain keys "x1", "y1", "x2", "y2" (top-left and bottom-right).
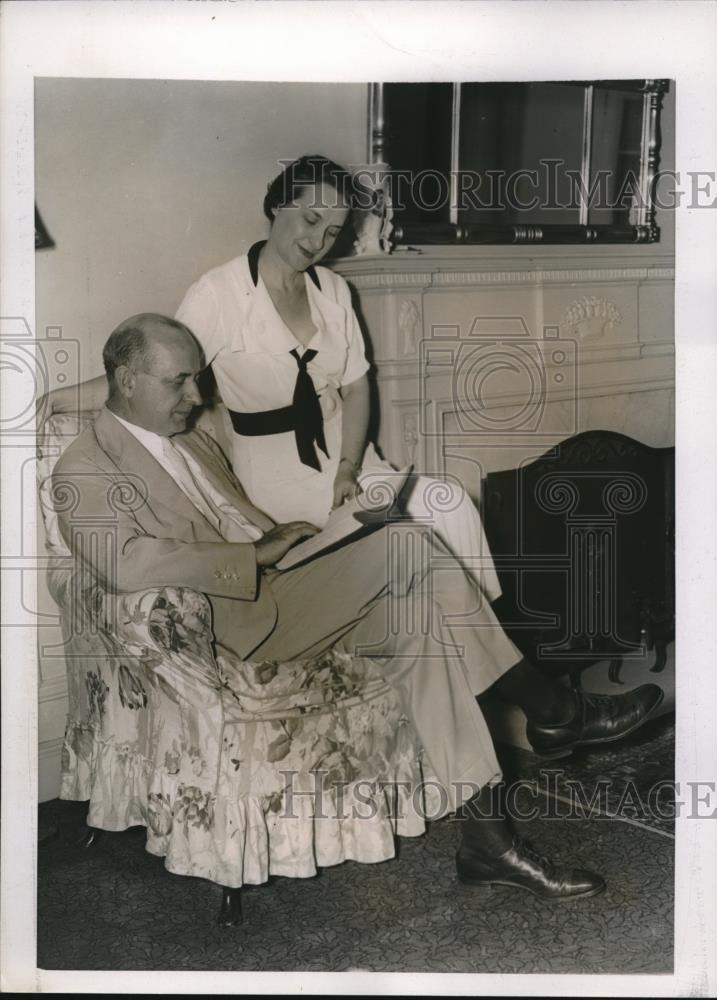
[
  {"x1": 332, "y1": 273, "x2": 371, "y2": 387},
  {"x1": 175, "y1": 275, "x2": 225, "y2": 365}
]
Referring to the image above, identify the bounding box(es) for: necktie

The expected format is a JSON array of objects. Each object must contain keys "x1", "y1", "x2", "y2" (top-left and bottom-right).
[
  {"x1": 290, "y1": 347, "x2": 329, "y2": 472},
  {"x1": 162, "y1": 438, "x2": 262, "y2": 541}
]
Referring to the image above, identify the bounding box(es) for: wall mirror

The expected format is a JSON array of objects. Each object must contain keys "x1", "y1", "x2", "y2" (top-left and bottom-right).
[{"x1": 369, "y1": 80, "x2": 669, "y2": 245}]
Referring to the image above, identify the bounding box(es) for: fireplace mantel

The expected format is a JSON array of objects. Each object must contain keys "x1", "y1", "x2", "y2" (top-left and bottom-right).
[
  {"x1": 334, "y1": 245, "x2": 674, "y2": 284},
  {"x1": 332, "y1": 247, "x2": 674, "y2": 490}
]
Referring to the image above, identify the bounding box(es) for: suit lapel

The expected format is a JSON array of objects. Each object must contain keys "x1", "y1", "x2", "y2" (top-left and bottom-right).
[{"x1": 93, "y1": 408, "x2": 222, "y2": 542}]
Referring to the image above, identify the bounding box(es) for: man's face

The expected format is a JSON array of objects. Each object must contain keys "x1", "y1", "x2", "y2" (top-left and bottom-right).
[{"x1": 126, "y1": 330, "x2": 203, "y2": 436}]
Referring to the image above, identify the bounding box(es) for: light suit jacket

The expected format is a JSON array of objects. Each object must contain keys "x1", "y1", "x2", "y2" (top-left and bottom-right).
[{"x1": 53, "y1": 407, "x2": 279, "y2": 659}]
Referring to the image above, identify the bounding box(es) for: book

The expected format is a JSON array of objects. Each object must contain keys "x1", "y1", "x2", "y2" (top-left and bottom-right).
[{"x1": 275, "y1": 465, "x2": 413, "y2": 571}]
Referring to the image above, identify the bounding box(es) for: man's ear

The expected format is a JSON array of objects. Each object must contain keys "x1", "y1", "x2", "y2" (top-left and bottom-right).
[{"x1": 114, "y1": 365, "x2": 137, "y2": 399}]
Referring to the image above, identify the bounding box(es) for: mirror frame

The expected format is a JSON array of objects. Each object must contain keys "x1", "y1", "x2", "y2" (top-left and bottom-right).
[{"x1": 368, "y1": 80, "x2": 670, "y2": 245}]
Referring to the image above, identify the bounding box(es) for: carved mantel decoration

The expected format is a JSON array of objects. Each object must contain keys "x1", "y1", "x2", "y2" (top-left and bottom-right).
[
  {"x1": 398, "y1": 299, "x2": 421, "y2": 356},
  {"x1": 561, "y1": 297, "x2": 623, "y2": 339}
]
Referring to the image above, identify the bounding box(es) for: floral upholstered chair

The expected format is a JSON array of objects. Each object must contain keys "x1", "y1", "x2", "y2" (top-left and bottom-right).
[{"x1": 37, "y1": 411, "x2": 437, "y2": 924}]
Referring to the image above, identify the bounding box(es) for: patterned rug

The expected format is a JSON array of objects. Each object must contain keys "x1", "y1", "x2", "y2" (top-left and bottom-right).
[
  {"x1": 37, "y1": 719, "x2": 674, "y2": 974},
  {"x1": 499, "y1": 713, "x2": 676, "y2": 837}
]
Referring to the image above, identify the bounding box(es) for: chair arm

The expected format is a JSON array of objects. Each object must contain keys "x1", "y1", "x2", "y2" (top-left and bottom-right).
[
  {"x1": 103, "y1": 585, "x2": 224, "y2": 708},
  {"x1": 105, "y1": 586, "x2": 214, "y2": 660}
]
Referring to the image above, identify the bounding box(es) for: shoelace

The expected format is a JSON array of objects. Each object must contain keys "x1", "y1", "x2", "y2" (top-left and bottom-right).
[
  {"x1": 512, "y1": 837, "x2": 553, "y2": 872},
  {"x1": 580, "y1": 691, "x2": 621, "y2": 709},
  {"x1": 579, "y1": 690, "x2": 630, "y2": 720}
]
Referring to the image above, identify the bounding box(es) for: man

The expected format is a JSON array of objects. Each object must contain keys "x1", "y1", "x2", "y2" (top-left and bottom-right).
[{"x1": 53, "y1": 314, "x2": 663, "y2": 901}]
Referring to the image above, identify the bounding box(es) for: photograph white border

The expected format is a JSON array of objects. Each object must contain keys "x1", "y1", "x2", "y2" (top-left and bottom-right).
[{"x1": 2, "y1": 1, "x2": 716, "y2": 994}]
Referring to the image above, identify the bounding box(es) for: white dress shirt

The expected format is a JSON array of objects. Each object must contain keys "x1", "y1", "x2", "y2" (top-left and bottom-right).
[{"x1": 109, "y1": 410, "x2": 262, "y2": 541}]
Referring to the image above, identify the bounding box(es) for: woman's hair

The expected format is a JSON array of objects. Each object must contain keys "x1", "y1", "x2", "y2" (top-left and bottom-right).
[{"x1": 263, "y1": 155, "x2": 366, "y2": 222}]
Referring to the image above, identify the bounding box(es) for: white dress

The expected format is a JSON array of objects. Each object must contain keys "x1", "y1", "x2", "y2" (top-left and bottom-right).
[{"x1": 176, "y1": 251, "x2": 502, "y2": 600}]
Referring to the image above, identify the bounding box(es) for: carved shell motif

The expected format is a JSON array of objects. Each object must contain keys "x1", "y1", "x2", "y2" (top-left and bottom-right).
[{"x1": 560, "y1": 296, "x2": 622, "y2": 339}]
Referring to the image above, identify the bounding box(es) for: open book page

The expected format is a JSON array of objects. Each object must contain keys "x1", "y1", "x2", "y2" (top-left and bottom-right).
[{"x1": 275, "y1": 465, "x2": 413, "y2": 571}]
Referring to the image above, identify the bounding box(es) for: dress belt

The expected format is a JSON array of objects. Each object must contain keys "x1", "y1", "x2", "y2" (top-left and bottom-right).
[
  {"x1": 227, "y1": 405, "x2": 295, "y2": 437},
  {"x1": 227, "y1": 348, "x2": 330, "y2": 472}
]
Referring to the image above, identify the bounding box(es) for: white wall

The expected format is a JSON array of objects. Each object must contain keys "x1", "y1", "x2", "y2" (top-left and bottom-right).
[
  {"x1": 34, "y1": 78, "x2": 368, "y2": 801},
  {"x1": 35, "y1": 78, "x2": 368, "y2": 379}
]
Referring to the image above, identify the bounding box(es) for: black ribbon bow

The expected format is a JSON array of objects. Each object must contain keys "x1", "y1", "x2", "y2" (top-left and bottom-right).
[
  {"x1": 290, "y1": 347, "x2": 329, "y2": 471},
  {"x1": 226, "y1": 242, "x2": 329, "y2": 470}
]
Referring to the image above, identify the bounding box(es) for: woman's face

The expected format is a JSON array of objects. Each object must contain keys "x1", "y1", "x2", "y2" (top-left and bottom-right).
[{"x1": 269, "y1": 182, "x2": 350, "y2": 272}]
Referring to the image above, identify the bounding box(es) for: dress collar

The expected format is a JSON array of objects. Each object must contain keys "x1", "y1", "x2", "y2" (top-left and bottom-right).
[
  {"x1": 232, "y1": 243, "x2": 345, "y2": 356},
  {"x1": 247, "y1": 240, "x2": 321, "y2": 292}
]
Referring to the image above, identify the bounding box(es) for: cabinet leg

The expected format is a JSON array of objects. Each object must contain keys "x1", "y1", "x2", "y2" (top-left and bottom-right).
[
  {"x1": 218, "y1": 887, "x2": 243, "y2": 926},
  {"x1": 650, "y1": 639, "x2": 668, "y2": 673},
  {"x1": 608, "y1": 657, "x2": 624, "y2": 684}
]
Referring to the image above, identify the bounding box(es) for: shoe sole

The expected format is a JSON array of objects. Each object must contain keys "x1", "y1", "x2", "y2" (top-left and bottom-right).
[
  {"x1": 457, "y1": 872, "x2": 607, "y2": 901},
  {"x1": 530, "y1": 687, "x2": 665, "y2": 757}
]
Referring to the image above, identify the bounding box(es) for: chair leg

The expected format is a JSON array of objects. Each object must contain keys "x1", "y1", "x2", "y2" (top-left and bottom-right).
[
  {"x1": 218, "y1": 887, "x2": 243, "y2": 926},
  {"x1": 76, "y1": 826, "x2": 103, "y2": 848}
]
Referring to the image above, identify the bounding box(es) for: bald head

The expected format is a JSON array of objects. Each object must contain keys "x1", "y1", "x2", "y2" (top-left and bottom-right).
[
  {"x1": 103, "y1": 313, "x2": 204, "y2": 436},
  {"x1": 103, "y1": 313, "x2": 199, "y2": 393}
]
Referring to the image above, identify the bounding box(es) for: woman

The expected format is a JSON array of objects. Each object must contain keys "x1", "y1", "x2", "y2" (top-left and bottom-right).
[
  {"x1": 175, "y1": 157, "x2": 373, "y2": 525},
  {"x1": 41, "y1": 155, "x2": 500, "y2": 599},
  {"x1": 175, "y1": 155, "x2": 501, "y2": 598}
]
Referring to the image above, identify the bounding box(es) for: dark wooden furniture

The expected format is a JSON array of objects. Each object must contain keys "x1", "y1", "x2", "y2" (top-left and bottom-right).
[{"x1": 482, "y1": 430, "x2": 674, "y2": 686}]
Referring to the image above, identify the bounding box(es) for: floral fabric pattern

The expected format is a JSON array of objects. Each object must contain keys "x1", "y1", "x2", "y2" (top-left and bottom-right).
[
  {"x1": 57, "y1": 584, "x2": 433, "y2": 887},
  {"x1": 117, "y1": 663, "x2": 148, "y2": 710}
]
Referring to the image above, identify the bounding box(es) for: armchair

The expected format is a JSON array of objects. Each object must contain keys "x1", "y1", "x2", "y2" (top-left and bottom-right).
[{"x1": 38, "y1": 412, "x2": 434, "y2": 924}]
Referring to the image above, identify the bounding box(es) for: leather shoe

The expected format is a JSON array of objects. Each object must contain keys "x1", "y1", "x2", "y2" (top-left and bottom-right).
[
  {"x1": 526, "y1": 683, "x2": 664, "y2": 759},
  {"x1": 456, "y1": 836, "x2": 605, "y2": 901}
]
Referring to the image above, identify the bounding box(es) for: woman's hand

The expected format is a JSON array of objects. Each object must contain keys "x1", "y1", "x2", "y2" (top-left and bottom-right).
[
  {"x1": 35, "y1": 386, "x2": 78, "y2": 425},
  {"x1": 35, "y1": 389, "x2": 56, "y2": 424},
  {"x1": 35, "y1": 374, "x2": 108, "y2": 425},
  {"x1": 255, "y1": 521, "x2": 320, "y2": 568},
  {"x1": 334, "y1": 376, "x2": 369, "y2": 508},
  {"x1": 332, "y1": 460, "x2": 360, "y2": 509}
]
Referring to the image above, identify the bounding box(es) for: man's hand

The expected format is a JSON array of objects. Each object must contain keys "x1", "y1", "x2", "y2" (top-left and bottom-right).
[
  {"x1": 331, "y1": 463, "x2": 360, "y2": 509},
  {"x1": 255, "y1": 521, "x2": 320, "y2": 568}
]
